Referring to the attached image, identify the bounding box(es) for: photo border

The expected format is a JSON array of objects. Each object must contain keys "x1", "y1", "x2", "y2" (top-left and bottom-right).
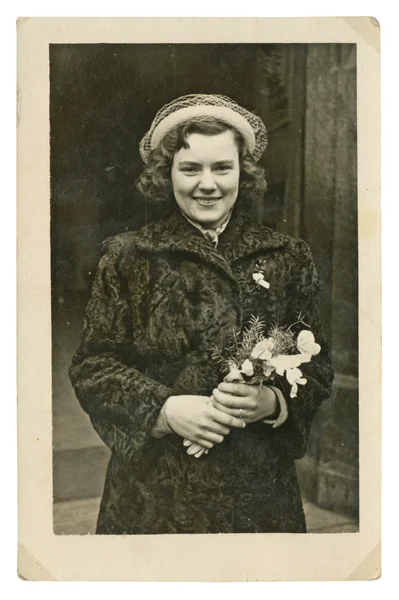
[{"x1": 17, "y1": 16, "x2": 381, "y2": 581}]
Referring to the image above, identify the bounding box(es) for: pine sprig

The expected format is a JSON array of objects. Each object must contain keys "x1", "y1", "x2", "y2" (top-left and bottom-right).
[
  {"x1": 267, "y1": 324, "x2": 295, "y2": 354},
  {"x1": 241, "y1": 316, "x2": 265, "y2": 351},
  {"x1": 212, "y1": 313, "x2": 312, "y2": 378}
]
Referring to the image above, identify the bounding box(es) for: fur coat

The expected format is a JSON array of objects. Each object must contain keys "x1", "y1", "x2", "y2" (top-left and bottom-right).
[{"x1": 69, "y1": 208, "x2": 334, "y2": 534}]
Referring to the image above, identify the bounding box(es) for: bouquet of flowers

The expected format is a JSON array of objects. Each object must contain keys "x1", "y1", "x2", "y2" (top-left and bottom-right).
[
  {"x1": 183, "y1": 315, "x2": 321, "y2": 457},
  {"x1": 213, "y1": 315, "x2": 321, "y2": 398}
]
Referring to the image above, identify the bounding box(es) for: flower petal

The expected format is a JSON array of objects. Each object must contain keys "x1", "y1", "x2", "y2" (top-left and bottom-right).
[
  {"x1": 270, "y1": 355, "x2": 305, "y2": 375},
  {"x1": 251, "y1": 338, "x2": 274, "y2": 360},
  {"x1": 262, "y1": 363, "x2": 275, "y2": 378},
  {"x1": 311, "y1": 343, "x2": 321, "y2": 356},
  {"x1": 228, "y1": 367, "x2": 243, "y2": 381},
  {"x1": 241, "y1": 359, "x2": 254, "y2": 377},
  {"x1": 288, "y1": 354, "x2": 307, "y2": 368},
  {"x1": 298, "y1": 352, "x2": 312, "y2": 364},
  {"x1": 297, "y1": 330, "x2": 321, "y2": 356},
  {"x1": 285, "y1": 367, "x2": 304, "y2": 385},
  {"x1": 297, "y1": 330, "x2": 315, "y2": 344},
  {"x1": 269, "y1": 355, "x2": 289, "y2": 376}
]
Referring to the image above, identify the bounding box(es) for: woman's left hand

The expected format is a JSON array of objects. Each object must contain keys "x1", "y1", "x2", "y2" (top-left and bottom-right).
[{"x1": 212, "y1": 381, "x2": 278, "y2": 424}]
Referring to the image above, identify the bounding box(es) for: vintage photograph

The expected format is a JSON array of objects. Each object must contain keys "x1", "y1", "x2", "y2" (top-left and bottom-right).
[
  {"x1": 51, "y1": 42, "x2": 358, "y2": 535},
  {"x1": 17, "y1": 17, "x2": 380, "y2": 581}
]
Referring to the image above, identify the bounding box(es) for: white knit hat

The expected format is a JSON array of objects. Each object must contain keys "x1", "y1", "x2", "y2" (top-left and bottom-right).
[{"x1": 139, "y1": 94, "x2": 268, "y2": 164}]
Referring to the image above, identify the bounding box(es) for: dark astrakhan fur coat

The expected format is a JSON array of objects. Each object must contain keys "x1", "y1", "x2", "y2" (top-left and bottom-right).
[{"x1": 70, "y1": 207, "x2": 334, "y2": 534}]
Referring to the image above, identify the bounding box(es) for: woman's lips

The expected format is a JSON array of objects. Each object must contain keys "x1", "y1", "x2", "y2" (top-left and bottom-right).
[{"x1": 193, "y1": 197, "x2": 222, "y2": 206}]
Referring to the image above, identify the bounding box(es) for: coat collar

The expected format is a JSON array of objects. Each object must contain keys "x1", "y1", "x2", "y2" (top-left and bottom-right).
[
  {"x1": 217, "y1": 208, "x2": 289, "y2": 262},
  {"x1": 129, "y1": 207, "x2": 289, "y2": 283}
]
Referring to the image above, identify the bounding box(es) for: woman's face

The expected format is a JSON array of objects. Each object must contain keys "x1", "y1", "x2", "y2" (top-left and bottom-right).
[{"x1": 171, "y1": 129, "x2": 240, "y2": 229}]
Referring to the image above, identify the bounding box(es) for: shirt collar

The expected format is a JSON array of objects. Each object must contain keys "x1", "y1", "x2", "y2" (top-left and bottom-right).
[{"x1": 181, "y1": 210, "x2": 233, "y2": 247}]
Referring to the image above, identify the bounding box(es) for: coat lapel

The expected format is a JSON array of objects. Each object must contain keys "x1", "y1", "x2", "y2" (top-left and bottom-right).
[
  {"x1": 218, "y1": 209, "x2": 289, "y2": 263},
  {"x1": 132, "y1": 212, "x2": 238, "y2": 284},
  {"x1": 131, "y1": 207, "x2": 289, "y2": 283}
]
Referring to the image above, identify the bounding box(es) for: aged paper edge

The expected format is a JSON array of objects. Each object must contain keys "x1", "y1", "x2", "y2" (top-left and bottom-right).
[
  {"x1": 342, "y1": 16, "x2": 380, "y2": 52},
  {"x1": 18, "y1": 544, "x2": 57, "y2": 581},
  {"x1": 347, "y1": 542, "x2": 381, "y2": 581},
  {"x1": 17, "y1": 16, "x2": 381, "y2": 581}
]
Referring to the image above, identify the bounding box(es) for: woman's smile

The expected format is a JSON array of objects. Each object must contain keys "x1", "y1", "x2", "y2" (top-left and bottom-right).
[
  {"x1": 193, "y1": 197, "x2": 222, "y2": 206},
  {"x1": 171, "y1": 130, "x2": 240, "y2": 228}
]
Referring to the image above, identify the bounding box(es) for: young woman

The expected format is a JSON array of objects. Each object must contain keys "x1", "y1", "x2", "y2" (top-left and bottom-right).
[{"x1": 70, "y1": 94, "x2": 334, "y2": 534}]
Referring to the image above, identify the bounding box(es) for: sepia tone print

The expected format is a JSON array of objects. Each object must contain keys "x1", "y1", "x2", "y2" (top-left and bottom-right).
[
  {"x1": 17, "y1": 17, "x2": 380, "y2": 581},
  {"x1": 51, "y1": 43, "x2": 358, "y2": 535}
]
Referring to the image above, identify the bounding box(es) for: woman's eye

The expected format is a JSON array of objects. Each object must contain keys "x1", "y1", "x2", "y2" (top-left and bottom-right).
[
  {"x1": 214, "y1": 165, "x2": 231, "y2": 173},
  {"x1": 181, "y1": 167, "x2": 199, "y2": 174}
]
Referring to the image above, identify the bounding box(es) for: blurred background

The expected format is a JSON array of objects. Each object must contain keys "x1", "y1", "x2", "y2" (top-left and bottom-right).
[{"x1": 51, "y1": 43, "x2": 358, "y2": 534}]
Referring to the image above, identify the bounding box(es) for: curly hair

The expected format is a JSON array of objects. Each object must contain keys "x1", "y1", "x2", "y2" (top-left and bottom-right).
[{"x1": 136, "y1": 117, "x2": 267, "y2": 216}]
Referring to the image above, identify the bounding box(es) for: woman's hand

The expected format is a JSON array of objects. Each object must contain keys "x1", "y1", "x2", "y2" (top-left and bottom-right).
[
  {"x1": 212, "y1": 380, "x2": 278, "y2": 424},
  {"x1": 164, "y1": 394, "x2": 246, "y2": 448}
]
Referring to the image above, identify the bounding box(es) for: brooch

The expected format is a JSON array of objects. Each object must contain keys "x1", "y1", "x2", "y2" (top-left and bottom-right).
[{"x1": 252, "y1": 260, "x2": 270, "y2": 289}]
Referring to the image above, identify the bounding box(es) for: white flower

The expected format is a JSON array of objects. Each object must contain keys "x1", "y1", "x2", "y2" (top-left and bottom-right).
[
  {"x1": 251, "y1": 337, "x2": 274, "y2": 360},
  {"x1": 240, "y1": 359, "x2": 254, "y2": 377},
  {"x1": 297, "y1": 330, "x2": 321, "y2": 357},
  {"x1": 228, "y1": 366, "x2": 243, "y2": 381},
  {"x1": 252, "y1": 272, "x2": 270, "y2": 289},
  {"x1": 262, "y1": 362, "x2": 275, "y2": 378},
  {"x1": 269, "y1": 353, "x2": 305, "y2": 376},
  {"x1": 286, "y1": 367, "x2": 307, "y2": 398}
]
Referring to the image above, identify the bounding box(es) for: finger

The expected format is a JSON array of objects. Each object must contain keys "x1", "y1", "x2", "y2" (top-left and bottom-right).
[
  {"x1": 211, "y1": 409, "x2": 246, "y2": 429},
  {"x1": 190, "y1": 443, "x2": 205, "y2": 453},
  {"x1": 204, "y1": 416, "x2": 231, "y2": 435},
  {"x1": 194, "y1": 449, "x2": 206, "y2": 458},
  {"x1": 213, "y1": 399, "x2": 246, "y2": 419},
  {"x1": 186, "y1": 443, "x2": 203, "y2": 455},
  {"x1": 212, "y1": 399, "x2": 244, "y2": 420},
  {"x1": 211, "y1": 398, "x2": 236, "y2": 417},
  {"x1": 213, "y1": 389, "x2": 255, "y2": 410},
  {"x1": 212, "y1": 388, "x2": 241, "y2": 408},
  {"x1": 218, "y1": 382, "x2": 253, "y2": 397},
  {"x1": 183, "y1": 439, "x2": 193, "y2": 447},
  {"x1": 224, "y1": 370, "x2": 244, "y2": 383},
  {"x1": 201, "y1": 431, "x2": 225, "y2": 444},
  {"x1": 198, "y1": 438, "x2": 216, "y2": 449},
  {"x1": 210, "y1": 395, "x2": 233, "y2": 417},
  {"x1": 207, "y1": 432, "x2": 225, "y2": 444}
]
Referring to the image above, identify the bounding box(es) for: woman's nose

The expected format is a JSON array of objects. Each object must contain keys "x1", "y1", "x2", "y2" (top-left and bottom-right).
[{"x1": 198, "y1": 170, "x2": 217, "y2": 191}]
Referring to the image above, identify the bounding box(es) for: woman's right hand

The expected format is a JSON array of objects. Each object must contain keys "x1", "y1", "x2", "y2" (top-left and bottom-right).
[{"x1": 164, "y1": 394, "x2": 246, "y2": 448}]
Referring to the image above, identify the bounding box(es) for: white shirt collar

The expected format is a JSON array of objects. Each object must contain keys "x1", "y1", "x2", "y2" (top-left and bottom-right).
[{"x1": 182, "y1": 210, "x2": 233, "y2": 247}]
